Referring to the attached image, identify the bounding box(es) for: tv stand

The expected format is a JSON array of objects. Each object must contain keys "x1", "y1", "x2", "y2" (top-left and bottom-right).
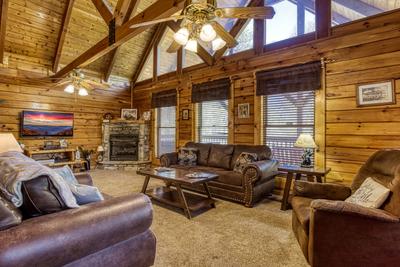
[{"x1": 25, "y1": 148, "x2": 86, "y2": 172}]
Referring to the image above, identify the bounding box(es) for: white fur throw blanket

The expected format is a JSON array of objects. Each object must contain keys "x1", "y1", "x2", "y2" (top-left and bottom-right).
[{"x1": 0, "y1": 151, "x2": 79, "y2": 208}]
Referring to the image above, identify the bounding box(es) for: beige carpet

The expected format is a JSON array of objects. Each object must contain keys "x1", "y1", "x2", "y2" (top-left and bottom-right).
[{"x1": 91, "y1": 169, "x2": 308, "y2": 267}]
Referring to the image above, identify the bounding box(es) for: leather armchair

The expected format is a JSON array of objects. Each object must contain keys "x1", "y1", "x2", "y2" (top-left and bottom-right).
[
  {"x1": 0, "y1": 173, "x2": 156, "y2": 267},
  {"x1": 291, "y1": 149, "x2": 400, "y2": 267}
]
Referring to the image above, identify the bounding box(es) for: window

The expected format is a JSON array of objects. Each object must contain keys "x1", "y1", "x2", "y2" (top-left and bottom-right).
[
  {"x1": 225, "y1": 20, "x2": 254, "y2": 56},
  {"x1": 197, "y1": 100, "x2": 229, "y2": 144},
  {"x1": 158, "y1": 28, "x2": 177, "y2": 76},
  {"x1": 263, "y1": 91, "x2": 315, "y2": 165},
  {"x1": 183, "y1": 49, "x2": 204, "y2": 68},
  {"x1": 137, "y1": 50, "x2": 153, "y2": 82},
  {"x1": 265, "y1": 0, "x2": 315, "y2": 45},
  {"x1": 332, "y1": 0, "x2": 400, "y2": 26},
  {"x1": 157, "y1": 106, "x2": 176, "y2": 157}
]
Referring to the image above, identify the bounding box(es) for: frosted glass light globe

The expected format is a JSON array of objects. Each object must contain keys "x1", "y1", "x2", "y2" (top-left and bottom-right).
[
  {"x1": 78, "y1": 88, "x2": 88, "y2": 96},
  {"x1": 174, "y1": 27, "x2": 189, "y2": 45},
  {"x1": 212, "y1": 37, "x2": 226, "y2": 51},
  {"x1": 200, "y1": 24, "x2": 216, "y2": 42},
  {"x1": 184, "y1": 39, "x2": 198, "y2": 53},
  {"x1": 64, "y1": 84, "x2": 75, "y2": 94}
]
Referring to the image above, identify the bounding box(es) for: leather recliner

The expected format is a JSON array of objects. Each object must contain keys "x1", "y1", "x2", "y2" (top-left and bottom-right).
[
  {"x1": 0, "y1": 173, "x2": 156, "y2": 267},
  {"x1": 291, "y1": 149, "x2": 400, "y2": 267}
]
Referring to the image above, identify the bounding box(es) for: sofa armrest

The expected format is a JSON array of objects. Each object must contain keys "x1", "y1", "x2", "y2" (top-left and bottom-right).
[
  {"x1": 160, "y1": 152, "x2": 178, "y2": 167},
  {"x1": 309, "y1": 199, "x2": 400, "y2": 266},
  {"x1": 74, "y1": 172, "x2": 94, "y2": 186},
  {"x1": 0, "y1": 194, "x2": 154, "y2": 267},
  {"x1": 294, "y1": 180, "x2": 352, "y2": 201},
  {"x1": 311, "y1": 199, "x2": 399, "y2": 223},
  {"x1": 243, "y1": 159, "x2": 279, "y2": 183}
]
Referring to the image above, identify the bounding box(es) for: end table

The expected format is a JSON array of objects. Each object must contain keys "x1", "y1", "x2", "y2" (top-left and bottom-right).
[{"x1": 279, "y1": 165, "x2": 331, "y2": 211}]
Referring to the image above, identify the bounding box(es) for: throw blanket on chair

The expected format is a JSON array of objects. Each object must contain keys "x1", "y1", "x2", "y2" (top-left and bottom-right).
[{"x1": 0, "y1": 151, "x2": 79, "y2": 208}]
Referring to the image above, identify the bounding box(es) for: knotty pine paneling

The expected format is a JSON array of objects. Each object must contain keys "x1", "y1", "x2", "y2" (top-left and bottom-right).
[
  {"x1": 0, "y1": 82, "x2": 130, "y2": 153},
  {"x1": 132, "y1": 10, "x2": 400, "y2": 190}
]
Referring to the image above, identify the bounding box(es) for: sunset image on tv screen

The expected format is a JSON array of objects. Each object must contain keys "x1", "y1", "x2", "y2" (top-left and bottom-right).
[{"x1": 22, "y1": 111, "x2": 74, "y2": 136}]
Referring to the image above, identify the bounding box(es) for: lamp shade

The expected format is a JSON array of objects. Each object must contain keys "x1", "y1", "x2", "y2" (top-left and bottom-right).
[
  {"x1": 294, "y1": 134, "x2": 317, "y2": 148},
  {"x1": 0, "y1": 133, "x2": 23, "y2": 153},
  {"x1": 97, "y1": 145, "x2": 104, "y2": 152}
]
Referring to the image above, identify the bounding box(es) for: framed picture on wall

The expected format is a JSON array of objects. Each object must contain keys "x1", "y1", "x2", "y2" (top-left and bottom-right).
[
  {"x1": 121, "y1": 109, "x2": 138, "y2": 120},
  {"x1": 238, "y1": 103, "x2": 250, "y2": 119},
  {"x1": 356, "y1": 80, "x2": 395, "y2": 107},
  {"x1": 182, "y1": 109, "x2": 190, "y2": 120}
]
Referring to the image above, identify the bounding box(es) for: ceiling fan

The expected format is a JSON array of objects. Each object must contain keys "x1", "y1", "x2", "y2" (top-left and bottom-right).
[
  {"x1": 59, "y1": 69, "x2": 110, "y2": 96},
  {"x1": 130, "y1": 0, "x2": 275, "y2": 53}
]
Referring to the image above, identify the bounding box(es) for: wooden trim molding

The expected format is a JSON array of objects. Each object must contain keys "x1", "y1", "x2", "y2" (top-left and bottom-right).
[{"x1": 0, "y1": 0, "x2": 8, "y2": 64}]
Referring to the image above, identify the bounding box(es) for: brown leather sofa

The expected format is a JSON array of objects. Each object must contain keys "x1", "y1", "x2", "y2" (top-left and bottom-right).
[
  {"x1": 160, "y1": 142, "x2": 279, "y2": 207},
  {"x1": 0, "y1": 173, "x2": 156, "y2": 267},
  {"x1": 291, "y1": 149, "x2": 400, "y2": 267}
]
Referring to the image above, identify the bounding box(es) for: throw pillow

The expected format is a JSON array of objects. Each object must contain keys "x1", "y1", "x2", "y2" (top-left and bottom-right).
[
  {"x1": 53, "y1": 166, "x2": 78, "y2": 185},
  {"x1": 233, "y1": 152, "x2": 258, "y2": 174},
  {"x1": 178, "y1": 148, "x2": 198, "y2": 166},
  {"x1": 0, "y1": 193, "x2": 22, "y2": 230},
  {"x1": 345, "y1": 177, "x2": 390, "y2": 209}
]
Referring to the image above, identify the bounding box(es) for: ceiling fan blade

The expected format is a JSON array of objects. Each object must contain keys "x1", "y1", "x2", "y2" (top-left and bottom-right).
[
  {"x1": 167, "y1": 41, "x2": 182, "y2": 53},
  {"x1": 214, "y1": 6, "x2": 275, "y2": 20},
  {"x1": 130, "y1": 15, "x2": 187, "y2": 28},
  {"x1": 210, "y1": 21, "x2": 238, "y2": 48}
]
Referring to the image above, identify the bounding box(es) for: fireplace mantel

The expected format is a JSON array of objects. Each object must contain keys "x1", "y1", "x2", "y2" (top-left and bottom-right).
[{"x1": 98, "y1": 120, "x2": 151, "y2": 170}]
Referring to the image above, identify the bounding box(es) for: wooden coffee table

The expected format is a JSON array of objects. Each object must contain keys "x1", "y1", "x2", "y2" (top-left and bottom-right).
[{"x1": 137, "y1": 168, "x2": 218, "y2": 219}]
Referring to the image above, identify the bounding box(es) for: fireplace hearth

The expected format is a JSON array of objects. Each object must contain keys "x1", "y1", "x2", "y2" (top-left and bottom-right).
[{"x1": 98, "y1": 120, "x2": 151, "y2": 170}]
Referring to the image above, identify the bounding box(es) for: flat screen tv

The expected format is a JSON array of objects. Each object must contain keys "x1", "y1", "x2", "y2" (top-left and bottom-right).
[{"x1": 21, "y1": 111, "x2": 74, "y2": 137}]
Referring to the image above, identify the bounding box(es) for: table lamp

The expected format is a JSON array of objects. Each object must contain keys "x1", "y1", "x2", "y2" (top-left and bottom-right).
[
  {"x1": 0, "y1": 133, "x2": 23, "y2": 154},
  {"x1": 97, "y1": 145, "x2": 105, "y2": 162},
  {"x1": 294, "y1": 134, "x2": 317, "y2": 168}
]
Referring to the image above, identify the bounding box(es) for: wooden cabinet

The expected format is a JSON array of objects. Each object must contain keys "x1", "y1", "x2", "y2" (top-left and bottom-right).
[{"x1": 25, "y1": 148, "x2": 86, "y2": 171}]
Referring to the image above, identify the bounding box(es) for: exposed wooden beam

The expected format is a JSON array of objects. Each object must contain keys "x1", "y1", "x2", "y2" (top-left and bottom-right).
[
  {"x1": 166, "y1": 21, "x2": 214, "y2": 66},
  {"x1": 131, "y1": 24, "x2": 166, "y2": 84},
  {"x1": 177, "y1": 47, "x2": 183, "y2": 75},
  {"x1": 104, "y1": 0, "x2": 140, "y2": 81},
  {"x1": 214, "y1": 0, "x2": 263, "y2": 61},
  {"x1": 316, "y1": 0, "x2": 331, "y2": 38},
  {"x1": 53, "y1": 0, "x2": 186, "y2": 79},
  {"x1": 53, "y1": 0, "x2": 75, "y2": 73},
  {"x1": 91, "y1": 0, "x2": 114, "y2": 24},
  {"x1": 0, "y1": 0, "x2": 9, "y2": 64}
]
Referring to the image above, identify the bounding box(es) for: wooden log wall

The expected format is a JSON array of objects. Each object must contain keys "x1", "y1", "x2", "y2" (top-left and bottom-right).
[
  {"x1": 132, "y1": 10, "x2": 400, "y2": 190},
  {"x1": 0, "y1": 81, "x2": 130, "y2": 153}
]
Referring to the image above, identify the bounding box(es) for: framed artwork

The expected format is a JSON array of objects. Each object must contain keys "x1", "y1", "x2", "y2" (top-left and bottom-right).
[
  {"x1": 182, "y1": 109, "x2": 190, "y2": 120},
  {"x1": 357, "y1": 80, "x2": 395, "y2": 107},
  {"x1": 121, "y1": 109, "x2": 138, "y2": 120},
  {"x1": 142, "y1": 111, "x2": 151, "y2": 121},
  {"x1": 238, "y1": 103, "x2": 250, "y2": 119}
]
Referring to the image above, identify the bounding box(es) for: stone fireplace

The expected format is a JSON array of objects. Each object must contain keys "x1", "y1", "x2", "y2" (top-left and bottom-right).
[{"x1": 98, "y1": 120, "x2": 151, "y2": 170}]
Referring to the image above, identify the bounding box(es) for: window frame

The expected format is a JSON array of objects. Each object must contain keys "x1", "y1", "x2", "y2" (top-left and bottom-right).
[{"x1": 155, "y1": 106, "x2": 177, "y2": 158}]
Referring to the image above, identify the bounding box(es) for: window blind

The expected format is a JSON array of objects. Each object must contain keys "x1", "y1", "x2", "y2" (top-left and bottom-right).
[
  {"x1": 157, "y1": 106, "x2": 176, "y2": 157},
  {"x1": 197, "y1": 100, "x2": 228, "y2": 144},
  {"x1": 263, "y1": 91, "x2": 315, "y2": 165}
]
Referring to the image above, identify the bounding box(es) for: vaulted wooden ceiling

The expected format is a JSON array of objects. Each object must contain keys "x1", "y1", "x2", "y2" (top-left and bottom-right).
[{"x1": 0, "y1": 0, "x2": 399, "y2": 85}]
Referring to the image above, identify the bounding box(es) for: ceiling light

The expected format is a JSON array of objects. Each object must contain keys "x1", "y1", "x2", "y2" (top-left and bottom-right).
[
  {"x1": 174, "y1": 27, "x2": 190, "y2": 45},
  {"x1": 78, "y1": 88, "x2": 88, "y2": 96},
  {"x1": 212, "y1": 37, "x2": 226, "y2": 51},
  {"x1": 200, "y1": 24, "x2": 216, "y2": 42},
  {"x1": 64, "y1": 84, "x2": 75, "y2": 94},
  {"x1": 185, "y1": 39, "x2": 198, "y2": 53}
]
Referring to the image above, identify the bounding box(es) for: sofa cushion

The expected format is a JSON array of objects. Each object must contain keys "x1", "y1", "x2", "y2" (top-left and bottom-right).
[
  {"x1": 178, "y1": 147, "x2": 198, "y2": 166},
  {"x1": 207, "y1": 144, "x2": 234, "y2": 170},
  {"x1": 0, "y1": 193, "x2": 22, "y2": 230},
  {"x1": 291, "y1": 196, "x2": 313, "y2": 233},
  {"x1": 231, "y1": 145, "x2": 272, "y2": 169},
  {"x1": 19, "y1": 175, "x2": 68, "y2": 218},
  {"x1": 233, "y1": 152, "x2": 258, "y2": 174},
  {"x1": 214, "y1": 170, "x2": 242, "y2": 187},
  {"x1": 185, "y1": 142, "x2": 211, "y2": 166}
]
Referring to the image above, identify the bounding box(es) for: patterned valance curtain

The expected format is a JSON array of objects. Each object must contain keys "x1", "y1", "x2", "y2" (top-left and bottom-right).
[
  {"x1": 192, "y1": 78, "x2": 231, "y2": 103},
  {"x1": 151, "y1": 89, "x2": 177, "y2": 108},
  {"x1": 256, "y1": 61, "x2": 322, "y2": 96}
]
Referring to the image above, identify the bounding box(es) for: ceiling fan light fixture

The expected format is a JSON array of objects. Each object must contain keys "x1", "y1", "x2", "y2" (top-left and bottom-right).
[
  {"x1": 185, "y1": 39, "x2": 198, "y2": 53},
  {"x1": 212, "y1": 37, "x2": 226, "y2": 51},
  {"x1": 64, "y1": 84, "x2": 75, "y2": 94},
  {"x1": 200, "y1": 24, "x2": 216, "y2": 42},
  {"x1": 174, "y1": 27, "x2": 190, "y2": 45},
  {"x1": 78, "y1": 88, "x2": 89, "y2": 96}
]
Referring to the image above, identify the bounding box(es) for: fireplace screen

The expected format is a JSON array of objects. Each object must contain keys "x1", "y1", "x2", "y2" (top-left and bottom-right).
[{"x1": 109, "y1": 134, "x2": 139, "y2": 161}]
